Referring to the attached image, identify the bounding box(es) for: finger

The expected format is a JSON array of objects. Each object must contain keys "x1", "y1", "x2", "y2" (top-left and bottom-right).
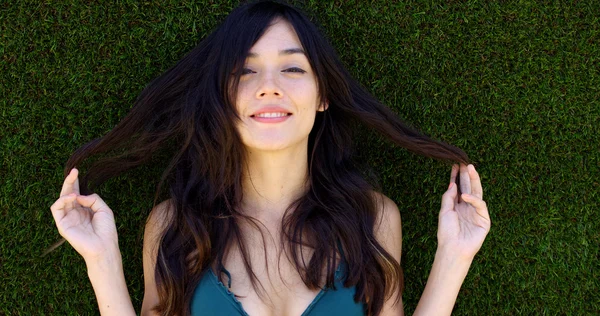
[
  {"x1": 459, "y1": 163, "x2": 471, "y2": 196},
  {"x1": 76, "y1": 194, "x2": 112, "y2": 215},
  {"x1": 59, "y1": 169, "x2": 79, "y2": 215},
  {"x1": 449, "y1": 164, "x2": 458, "y2": 184},
  {"x1": 50, "y1": 193, "x2": 77, "y2": 223},
  {"x1": 60, "y1": 168, "x2": 80, "y2": 197},
  {"x1": 440, "y1": 182, "x2": 457, "y2": 215},
  {"x1": 450, "y1": 164, "x2": 459, "y2": 204},
  {"x1": 468, "y1": 164, "x2": 483, "y2": 200},
  {"x1": 461, "y1": 194, "x2": 490, "y2": 222}
]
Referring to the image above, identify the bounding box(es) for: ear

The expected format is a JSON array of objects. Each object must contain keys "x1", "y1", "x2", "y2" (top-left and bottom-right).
[{"x1": 317, "y1": 100, "x2": 329, "y2": 112}]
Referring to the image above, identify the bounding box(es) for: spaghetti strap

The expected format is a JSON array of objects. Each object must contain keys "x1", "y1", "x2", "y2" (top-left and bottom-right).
[
  {"x1": 336, "y1": 238, "x2": 345, "y2": 262},
  {"x1": 218, "y1": 263, "x2": 232, "y2": 289}
]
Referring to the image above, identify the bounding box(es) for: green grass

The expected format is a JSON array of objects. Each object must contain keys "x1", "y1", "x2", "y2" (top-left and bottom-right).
[{"x1": 2, "y1": 0, "x2": 599, "y2": 314}]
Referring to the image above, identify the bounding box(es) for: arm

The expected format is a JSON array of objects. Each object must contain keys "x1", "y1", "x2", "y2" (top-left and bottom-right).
[
  {"x1": 374, "y1": 194, "x2": 474, "y2": 316},
  {"x1": 374, "y1": 163, "x2": 490, "y2": 316},
  {"x1": 85, "y1": 198, "x2": 170, "y2": 316},
  {"x1": 412, "y1": 248, "x2": 472, "y2": 316},
  {"x1": 372, "y1": 192, "x2": 404, "y2": 316},
  {"x1": 413, "y1": 164, "x2": 490, "y2": 315},
  {"x1": 140, "y1": 199, "x2": 173, "y2": 316},
  {"x1": 85, "y1": 251, "x2": 136, "y2": 316},
  {"x1": 49, "y1": 168, "x2": 167, "y2": 316}
]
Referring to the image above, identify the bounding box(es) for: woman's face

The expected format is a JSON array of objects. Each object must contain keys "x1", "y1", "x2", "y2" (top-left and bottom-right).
[{"x1": 232, "y1": 17, "x2": 327, "y2": 152}]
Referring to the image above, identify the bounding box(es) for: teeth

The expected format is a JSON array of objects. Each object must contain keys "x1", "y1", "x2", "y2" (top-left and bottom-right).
[{"x1": 255, "y1": 112, "x2": 289, "y2": 118}]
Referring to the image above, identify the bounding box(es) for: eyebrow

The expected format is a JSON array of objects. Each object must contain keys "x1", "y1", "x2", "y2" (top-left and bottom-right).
[{"x1": 247, "y1": 48, "x2": 306, "y2": 58}]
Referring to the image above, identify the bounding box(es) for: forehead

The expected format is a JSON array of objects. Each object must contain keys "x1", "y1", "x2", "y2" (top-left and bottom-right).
[{"x1": 247, "y1": 18, "x2": 302, "y2": 56}]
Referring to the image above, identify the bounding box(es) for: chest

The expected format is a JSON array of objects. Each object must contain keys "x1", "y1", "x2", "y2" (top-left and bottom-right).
[{"x1": 212, "y1": 226, "x2": 342, "y2": 316}]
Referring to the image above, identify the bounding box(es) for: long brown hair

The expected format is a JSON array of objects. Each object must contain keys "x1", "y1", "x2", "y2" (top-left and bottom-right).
[{"x1": 61, "y1": 0, "x2": 470, "y2": 315}]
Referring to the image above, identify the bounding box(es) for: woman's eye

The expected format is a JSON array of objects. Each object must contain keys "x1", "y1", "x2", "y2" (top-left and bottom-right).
[
  {"x1": 285, "y1": 67, "x2": 306, "y2": 74},
  {"x1": 241, "y1": 68, "x2": 254, "y2": 75},
  {"x1": 240, "y1": 67, "x2": 306, "y2": 75}
]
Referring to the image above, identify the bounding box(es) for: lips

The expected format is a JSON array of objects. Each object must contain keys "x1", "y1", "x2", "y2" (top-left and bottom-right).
[
  {"x1": 250, "y1": 114, "x2": 292, "y2": 123},
  {"x1": 250, "y1": 105, "x2": 293, "y2": 117}
]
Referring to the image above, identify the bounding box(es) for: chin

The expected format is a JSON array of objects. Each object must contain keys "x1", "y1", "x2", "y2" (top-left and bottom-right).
[
  {"x1": 245, "y1": 143, "x2": 294, "y2": 152},
  {"x1": 243, "y1": 137, "x2": 308, "y2": 153}
]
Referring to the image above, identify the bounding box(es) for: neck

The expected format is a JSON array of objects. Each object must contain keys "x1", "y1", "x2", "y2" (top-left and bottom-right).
[{"x1": 240, "y1": 144, "x2": 310, "y2": 220}]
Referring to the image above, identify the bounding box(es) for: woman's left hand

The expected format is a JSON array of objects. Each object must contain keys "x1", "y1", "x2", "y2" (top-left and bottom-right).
[{"x1": 437, "y1": 163, "x2": 491, "y2": 260}]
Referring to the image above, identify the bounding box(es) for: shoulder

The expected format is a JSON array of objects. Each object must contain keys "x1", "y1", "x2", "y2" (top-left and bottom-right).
[
  {"x1": 141, "y1": 199, "x2": 175, "y2": 316},
  {"x1": 369, "y1": 191, "x2": 404, "y2": 313},
  {"x1": 369, "y1": 191, "x2": 402, "y2": 261},
  {"x1": 146, "y1": 199, "x2": 174, "y2": 230},
  {"x1": 144, "y1": 199, "x2": 175, "y2": 250},
  {"x1": 370, "y1": 191, "x2": 402, "y2": 234}
]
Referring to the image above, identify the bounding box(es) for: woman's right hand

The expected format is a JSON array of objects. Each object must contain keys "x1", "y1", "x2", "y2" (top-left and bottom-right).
[{"x1": 50, "y1": 168, "x2": 120, "y2": 262}]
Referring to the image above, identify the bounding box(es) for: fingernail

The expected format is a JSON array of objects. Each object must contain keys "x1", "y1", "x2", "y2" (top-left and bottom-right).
[{"x1": 448, "y1": 183, "x2": 453, "y2": 190}]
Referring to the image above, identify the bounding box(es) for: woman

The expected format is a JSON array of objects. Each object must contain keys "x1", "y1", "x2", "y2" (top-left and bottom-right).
[{"x1": 49, "y1": 0, "x2": 490, "y2": 315}]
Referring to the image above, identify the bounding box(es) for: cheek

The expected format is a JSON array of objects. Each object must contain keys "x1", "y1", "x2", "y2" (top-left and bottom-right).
[
  {"x1": 294, "y1": 81, "x2": 319, "y2": 104},
  {"x1": 234, "y1": 85, "x2": 253, "y2": 114},
  {"x1": 236, "y1": 84, "x2": 250, "y2": 102}
]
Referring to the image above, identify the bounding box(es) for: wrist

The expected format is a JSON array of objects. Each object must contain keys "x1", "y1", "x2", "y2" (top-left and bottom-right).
[
  {"x1": 430, "y1": 247, "x2": 473, "y2": 293},
  {"x1": 84, "y1": 248, "x2": 123, "y2": 274},
  {"x1": 435, "y1": 245, "x2": 476, "y2": 265},
  {"x1": 83, "y1": 248, "x2": 135, "y2": 316},
  {"x1": 414, "y1": 247, "x2": 474, "y2": 316},
  {"x1": 85, "y1": 249, "x2": 128, "y2": 298},
  {"x1": 434, "y1": 247, "x2": 474, "y2": 278}
]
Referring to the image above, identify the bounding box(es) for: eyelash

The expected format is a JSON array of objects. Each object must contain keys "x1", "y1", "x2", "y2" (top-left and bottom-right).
[{"x1": 241, "y1": 67, "x2": 306, "y2": 75}]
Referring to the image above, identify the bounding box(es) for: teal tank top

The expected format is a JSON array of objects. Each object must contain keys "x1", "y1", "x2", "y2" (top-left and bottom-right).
[{"x1": 190, "y1": 241, "x2": 365, "y2": 315}]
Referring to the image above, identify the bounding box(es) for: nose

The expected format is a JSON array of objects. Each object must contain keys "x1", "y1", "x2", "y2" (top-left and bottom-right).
[{"x1": 255, "y1": 72, "x2": 282, "y2": 99}]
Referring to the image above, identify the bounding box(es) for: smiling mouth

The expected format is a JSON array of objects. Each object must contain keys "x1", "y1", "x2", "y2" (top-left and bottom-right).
[{"x1": 250, "y1": 113, "x2": 293, "y2": 118}]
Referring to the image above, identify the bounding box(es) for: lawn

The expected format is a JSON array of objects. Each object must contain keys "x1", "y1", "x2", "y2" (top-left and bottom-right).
[{"x1": 1, "y1": 0, "x2": 598, "y2": 314}]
